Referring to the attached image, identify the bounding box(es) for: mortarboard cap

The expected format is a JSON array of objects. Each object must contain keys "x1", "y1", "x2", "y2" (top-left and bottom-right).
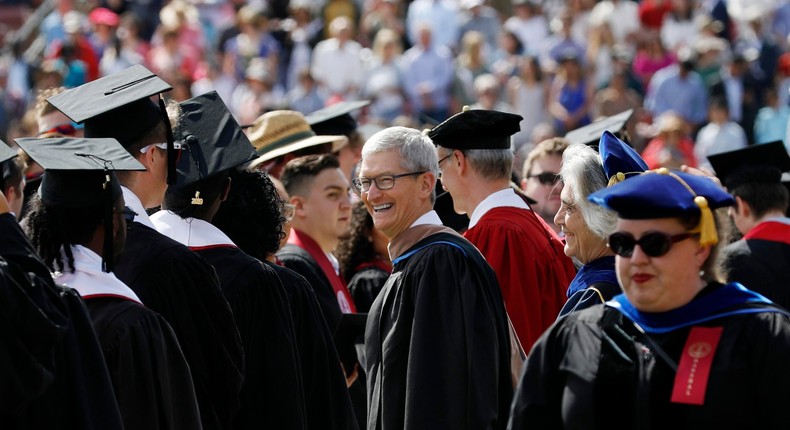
[
  {"x1": 172, "y1": 91, "x2": 256, "y2": 195},
  {"x1": 46, "y1": 65, "x2": 178, "y2": 183},
  {"x1": 247, "y1": 110, "x2": 348, "y2": 169},
  {"x1": 428, "y1": 106, "x2": 522, "y2": 150},
  {"x1": 589, "y1": 168, "x2": 734, "y2": 246},
  {"x1": 598, "y1": 130, "x2": 648, "y2": 186},
  {"x1": 707, "y1": 141, "x2": 790, "y2": 190},
  {"x1": 15, "y1": 136, "x2": 145, "y2": 272},
  {"x1": 306, "y1": 100, "x2": 370, "y2": 137},
  {"x1": 1, "y1": 140, "x2": 19, "y2": 194},
  {"x1": 564, "y1": 109, "x2": 634, "y2": 148},
  {"x1": 0, "y1": 140, "x2": 16, "y2": 165}
]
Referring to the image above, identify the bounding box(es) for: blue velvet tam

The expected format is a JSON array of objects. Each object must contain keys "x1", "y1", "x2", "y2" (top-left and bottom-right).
[
  {"x1": 599, "y1": 130, "x2": 648, "y2": 186},
  {"x1": 588, "y1": 168, "x2": 735, "y2": 246}
]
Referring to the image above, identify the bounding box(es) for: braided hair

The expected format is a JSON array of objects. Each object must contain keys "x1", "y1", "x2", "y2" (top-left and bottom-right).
[
  {"x1": 23, "y1": 194, "x2": 104, "y2": 274},
  {"x1": 335, "y1": 201, "x2": 378, "y2": 283},
  {"x1": 213, "y1": 169, "x2": 286, "y2": 261}
]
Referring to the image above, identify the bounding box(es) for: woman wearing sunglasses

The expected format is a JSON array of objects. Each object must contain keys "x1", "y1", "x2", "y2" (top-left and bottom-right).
[
  {"x1": 508, "y1": 168, "x2": 790, "y2": 429},
  {"x1": 555, "y1": 131, "x2": 648, "y2": 317}
]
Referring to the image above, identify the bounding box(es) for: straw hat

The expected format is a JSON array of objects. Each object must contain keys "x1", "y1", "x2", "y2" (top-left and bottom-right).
[{"x1": 247, "y1": 110, "x2": 347, "y2": 169}]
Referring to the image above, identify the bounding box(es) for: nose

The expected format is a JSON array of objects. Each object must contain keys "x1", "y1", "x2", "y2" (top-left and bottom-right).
[
  {"x1": 629, "y1": 242, "x2": 650, "y2": 265},
  {"x1": 365, "y1": 182, "x2": 382, "y2": 200},
  {"x1": 553, "y1": 206, "x2": 564, "y2": 227}
]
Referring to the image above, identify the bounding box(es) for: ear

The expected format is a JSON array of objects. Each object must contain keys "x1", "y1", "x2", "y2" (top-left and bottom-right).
[
  {"x1": 454, "y1": 150, "x2": 468, "y2": 176},
  {"x1": 418, "y1": 171, "x2": 437, "y2": 198},
  {"x1": 290, "y1": 195, "x2": 306, "y2": 218},
  {"x1": 220, "y1": 177, "x2": 232, "y2": 202},
  {"x1": 520, "y1": 177, "x2": 528, "y2": 191},
  {"x1": 695, "y1": 242, "x2": 712, "y2": 268},
  {"x1": 734, "y1": 196, "x2": 751, "y2": 219}
]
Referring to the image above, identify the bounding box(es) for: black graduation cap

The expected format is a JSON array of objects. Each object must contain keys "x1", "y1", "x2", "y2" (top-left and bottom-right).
[
  {"x1": 0, "y1": 140, "x2": 18, "y2": 192},
  {"x1": 15, "y1": 136, "x2": 145, "y2": 272},
  {"x1": 707, "y1": 141, "x2": 790, "y2": 190},
  {"x1": 171, "y1": 91, "x2": 256, "y2": 202},
  {"x1": 428, "y1": 107, "x2": 523, "y2": 150},
  {"x1": 564, "y1": 109, "x2": 634, "y2": 148},
  {"x1": 306, "y1": 100, "x2": 370, "y2": 137},
  {"x1": 45, "y1": 65, "x2": 177, "y2": 183}
]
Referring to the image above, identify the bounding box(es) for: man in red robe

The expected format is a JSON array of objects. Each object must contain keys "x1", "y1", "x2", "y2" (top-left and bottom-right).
[{"x1": 429, "y1": 107, "x2": 577, "y2": 352}]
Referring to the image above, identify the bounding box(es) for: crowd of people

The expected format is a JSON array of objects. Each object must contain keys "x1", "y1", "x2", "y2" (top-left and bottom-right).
[{"x1": 3, "y1": 0, "x2": 790, "y2": 429}]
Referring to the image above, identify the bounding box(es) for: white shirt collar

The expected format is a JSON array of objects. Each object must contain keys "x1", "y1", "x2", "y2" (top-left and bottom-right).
[
  {"x1": 121, "y1": 186, "x2": 155, "y2": 230},
  {"x1": 410, "y1": 210, "x2": 443, "y2": 228},
  {"x1": 468, "y1": 188, "x2": 530, "y2": 229},
  {"x1": 150, "y1": 210, "x2": 236, "y2": 248},
  {"x1": 54, "y1": 245, "x2": 142, "y2": 304}
]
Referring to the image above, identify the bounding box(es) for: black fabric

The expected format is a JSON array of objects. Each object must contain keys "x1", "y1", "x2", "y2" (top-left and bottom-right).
[
  {"x1": 0, "y1": 213, "x2": 124, "y2": 429},
  {"x1": 508, "y1": 301, "x2": 790, "y2": 429},
  {"x1": 722, "y1": 238, "x2": 790, "y2": 310},
  {"x1": 113, "y1": 221, "x2": 245, "y2": 430},
  {"x1": 195, "y1": 246, "x2": 307, "y2": 430},
  {"x1": 558, "y1": 281, "x2": 621, "y2": 318},
  {"x1": 366, "y1": 232, "x2": 513, "y2": 430},
  {"x1": 348, "y1": 265, "x2": 390, "y2": 313},
  {"x1": 277, "y1": 243, "x2": 368, "y2": 428},
  {"x1": 267, "y1": 262, "x2": 360, "y2": 430},
  {"x1": 707, "y1": 140, "x2": 790, "y2": 189},
  {"x1": 85, "y1": 297, "x2": 202, "y2": 430},
  {"x1": 428, "y1": 109, "x2": 522, "y2": 150}
]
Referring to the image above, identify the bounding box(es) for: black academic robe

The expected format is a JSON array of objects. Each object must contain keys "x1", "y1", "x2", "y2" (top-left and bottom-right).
[
  {"x1": 267, "y1": 262, "x2": 360, "y2": 430},
  {"x1": 196, "y1": 246, "x2": 307, "y2": 430},
  {"x1": 348, "y1": 265, "x2": 390, "y2": 313},
  {"x1": 721, "y1": 221, "x2": 790, "y2": 310},
  {"x1": 0, "y1": 213, "x2": 124, "y2": 429},
  {"x1": 366, "y1": 227, "x2": 513, "y2": 430},
  {"x1": 278, "y1": 243, "x2": 368, "y2": 428},
  {"x1": 86, "y1": 297, "x2": 202, "y2": 430},
  {"x1": 508, "y1": 286, "x2": 790, "y2": 429},
  {"x1": 114, "y1": 221, "x2": 245, "y2": 430}
]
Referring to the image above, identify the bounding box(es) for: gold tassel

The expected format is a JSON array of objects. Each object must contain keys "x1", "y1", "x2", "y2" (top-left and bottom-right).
[
  {"x1": 694, "y1": 196, "x2": 718, "y2": 247},
  {"x1": 607, "y1": 171, "x2": 626, "y2": 187}
]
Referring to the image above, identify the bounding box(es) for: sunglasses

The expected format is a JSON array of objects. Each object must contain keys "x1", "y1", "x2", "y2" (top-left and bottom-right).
[
  {"x1": 140, "y1": 142, "x2": 183, "y2": 162},
  {"x1": 528, "y1": 172, "x2": 560, "y2": 186},
  {"x1": 608, "y1": 231, "x2": 698, "y2": 258},
  {"x1": 38, "y1": 123, "x2": 80, "y2": 137}
]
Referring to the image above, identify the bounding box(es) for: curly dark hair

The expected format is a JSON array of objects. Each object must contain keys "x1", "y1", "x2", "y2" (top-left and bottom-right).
[
  {"x1": 23, "y1": 193, "x2": 106, "y2": 274},
  {"x1": 213, "y1": 169, "x2": 286, "y2": 260},
  {"x1": 335, "y1": 201, "x2": 378, "y2": 283}
]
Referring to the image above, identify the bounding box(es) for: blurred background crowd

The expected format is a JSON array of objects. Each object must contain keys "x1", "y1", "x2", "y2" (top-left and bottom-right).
[{"x1": 0, "y1": 0, "x2": 789, "y2": 178}]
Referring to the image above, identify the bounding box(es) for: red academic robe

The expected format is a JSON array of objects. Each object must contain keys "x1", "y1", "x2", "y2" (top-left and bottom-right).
[{"x1": 464, "y1": 207, "x2": 576, "y2": 352}]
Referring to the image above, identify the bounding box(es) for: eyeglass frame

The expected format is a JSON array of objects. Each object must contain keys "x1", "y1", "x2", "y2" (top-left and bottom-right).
[
  {"x1": 607, "y1": 231, "x2": 699, "y2": 258},
  {"x1": 527, "y1": 172, "x2": 561, "y2": 186},
  {"x1": 282, "y1": 203, "x2": 296, "y2": 221},
  {"x1": 352, "y1": 171, "x2": 427, "y2": 192},
  {"x1": 437, "y1": 153, "x2": 453, "y2": 180},
  {"x1": 139, "y1": 141, "x2": 183, "y2": 154}
]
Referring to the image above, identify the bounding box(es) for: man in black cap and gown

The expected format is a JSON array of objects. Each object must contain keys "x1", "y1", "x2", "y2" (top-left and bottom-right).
[{"x1": 47, "y1": 65, "x2": 245, "y2": 430}]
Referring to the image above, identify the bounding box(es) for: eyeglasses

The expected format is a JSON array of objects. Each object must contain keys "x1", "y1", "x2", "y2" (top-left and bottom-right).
[
  {"x1": 528, "y1": 172, "x2": 561, "y2": 186},
  {"x1": 282, "y1": 203, "x2": 296, "y2": 221},
  {"x1": 437, "y1": 154, "x2": 452, "y2": 180},
  {"x1": 114, "y1": 206, "x2": 138, "y2": 223},
  {"x1": 607, "y1": 231, "x2": 698, "y2": 258},
  {"x1": 139, "y1": 142, "x2": 183, "y2": 161},
  {"x1": 352, "y1": 171, "x2": 426, "y2": 192}
]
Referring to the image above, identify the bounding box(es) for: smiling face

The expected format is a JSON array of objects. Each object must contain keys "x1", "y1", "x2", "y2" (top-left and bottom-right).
[
  {"x1": 292, "y1": 167, "x2": 352, "y2": 251},
  {"x1": 359, "y1": 149, "x2": 434, "y2": 239},
  {"x1": 523, "y1": 153, "x2": 563, "y2": 221},
  {"x1": 614, "y1": 217, "x2": 709, "y2": 312},
  {"x1": 554, "y1": 183, "x2": 607, "y2": 263}
]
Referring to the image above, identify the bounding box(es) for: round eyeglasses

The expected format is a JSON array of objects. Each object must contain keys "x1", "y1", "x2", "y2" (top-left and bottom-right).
[{"x1": 352, "y1": 171, "x2": 426, "y2": 192}]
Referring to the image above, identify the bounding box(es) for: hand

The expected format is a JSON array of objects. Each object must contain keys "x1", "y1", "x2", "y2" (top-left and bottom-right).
[
  {"x1": 680, "y1": 164, "x2": 722, "y2": 187},
  {"x1": 342, "y1": 362, "x2": 359, "y2": 388}
]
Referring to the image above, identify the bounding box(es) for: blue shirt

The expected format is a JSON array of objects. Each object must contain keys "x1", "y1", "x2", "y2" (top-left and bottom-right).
[
  {"x1": 400, "y1": 44, "x2": 455, "y2": 111},
  {"x1": 646, "y1": 65, "x2": 709, "y2": 126}
]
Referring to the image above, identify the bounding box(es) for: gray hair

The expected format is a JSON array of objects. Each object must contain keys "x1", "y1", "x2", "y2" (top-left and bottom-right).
[
  {"x1": 560, "y1": 143, "x2": 617, "y2": 239},
  {"x1": 464, "y1": 148, "x2": 513, "y2": 180},
  {"x1": 362, "y1": 126, "x2": 438, "y2": 201}
]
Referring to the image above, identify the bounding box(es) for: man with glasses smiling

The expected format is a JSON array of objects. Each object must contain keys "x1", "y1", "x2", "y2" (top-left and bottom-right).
[
  {"x1": 521, "y1": 137, "x2": 569, "y2": 235},
  {"x1": 359, "y1": 126, "x2": 513, "y2": 430},
  {"x1": 429, "y1": 108, "x2": 575, "y2": 353}
]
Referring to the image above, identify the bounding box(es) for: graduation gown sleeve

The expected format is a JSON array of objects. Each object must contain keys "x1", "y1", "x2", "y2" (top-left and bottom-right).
[{"x1": 87, "y1": 298, "x2": 202, "y2": 430}]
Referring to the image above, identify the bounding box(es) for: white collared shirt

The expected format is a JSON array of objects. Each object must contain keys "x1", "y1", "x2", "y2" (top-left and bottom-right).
[
  {"x1": 468, "y1": 188, "x2": 530, "y2": 229},
  {"x1": 55, "y1": 245, "x2": 142, "y2": 304},
  {"x1": 150, "y1": 210, "x2": 236, "y2": 248},
  {"x1": 121, "y1": 186, "x2": 156, "y2": 230},
  {"x1": 410, "y1": 210, "x2": 444, "y2": 228}
]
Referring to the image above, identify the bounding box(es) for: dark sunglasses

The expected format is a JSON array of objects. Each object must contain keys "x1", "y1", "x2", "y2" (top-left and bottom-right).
[
  {"x1": 528, "y1": 172, "x2": 560, "y2": 186},
  {"x1": 608, "y1": 231, "x2": 698, "y2": 258},
  {"x1": 114, "y1": 206, "x2": 138, "y2": 223}
]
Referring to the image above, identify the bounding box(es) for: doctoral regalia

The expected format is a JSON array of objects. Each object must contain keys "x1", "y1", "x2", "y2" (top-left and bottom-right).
[
  {"x1": 557, "y1": 256, "x2": 620, "y2": 318},
  {"x1": 366, "y1": 223, "x2": 513, "y2": 430},
  {"x1": 0, "y1": 213, "x2": 124, "y2": 429},
  {"x1": 509, "y1": 282, "x2": 790, "y2": 429},
  {"x1": 114, "y1": 215, "x2": 245, "y2": 430},
  {"x1": 464, "y1": 203, "x2": 576, "y2": 351}
]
